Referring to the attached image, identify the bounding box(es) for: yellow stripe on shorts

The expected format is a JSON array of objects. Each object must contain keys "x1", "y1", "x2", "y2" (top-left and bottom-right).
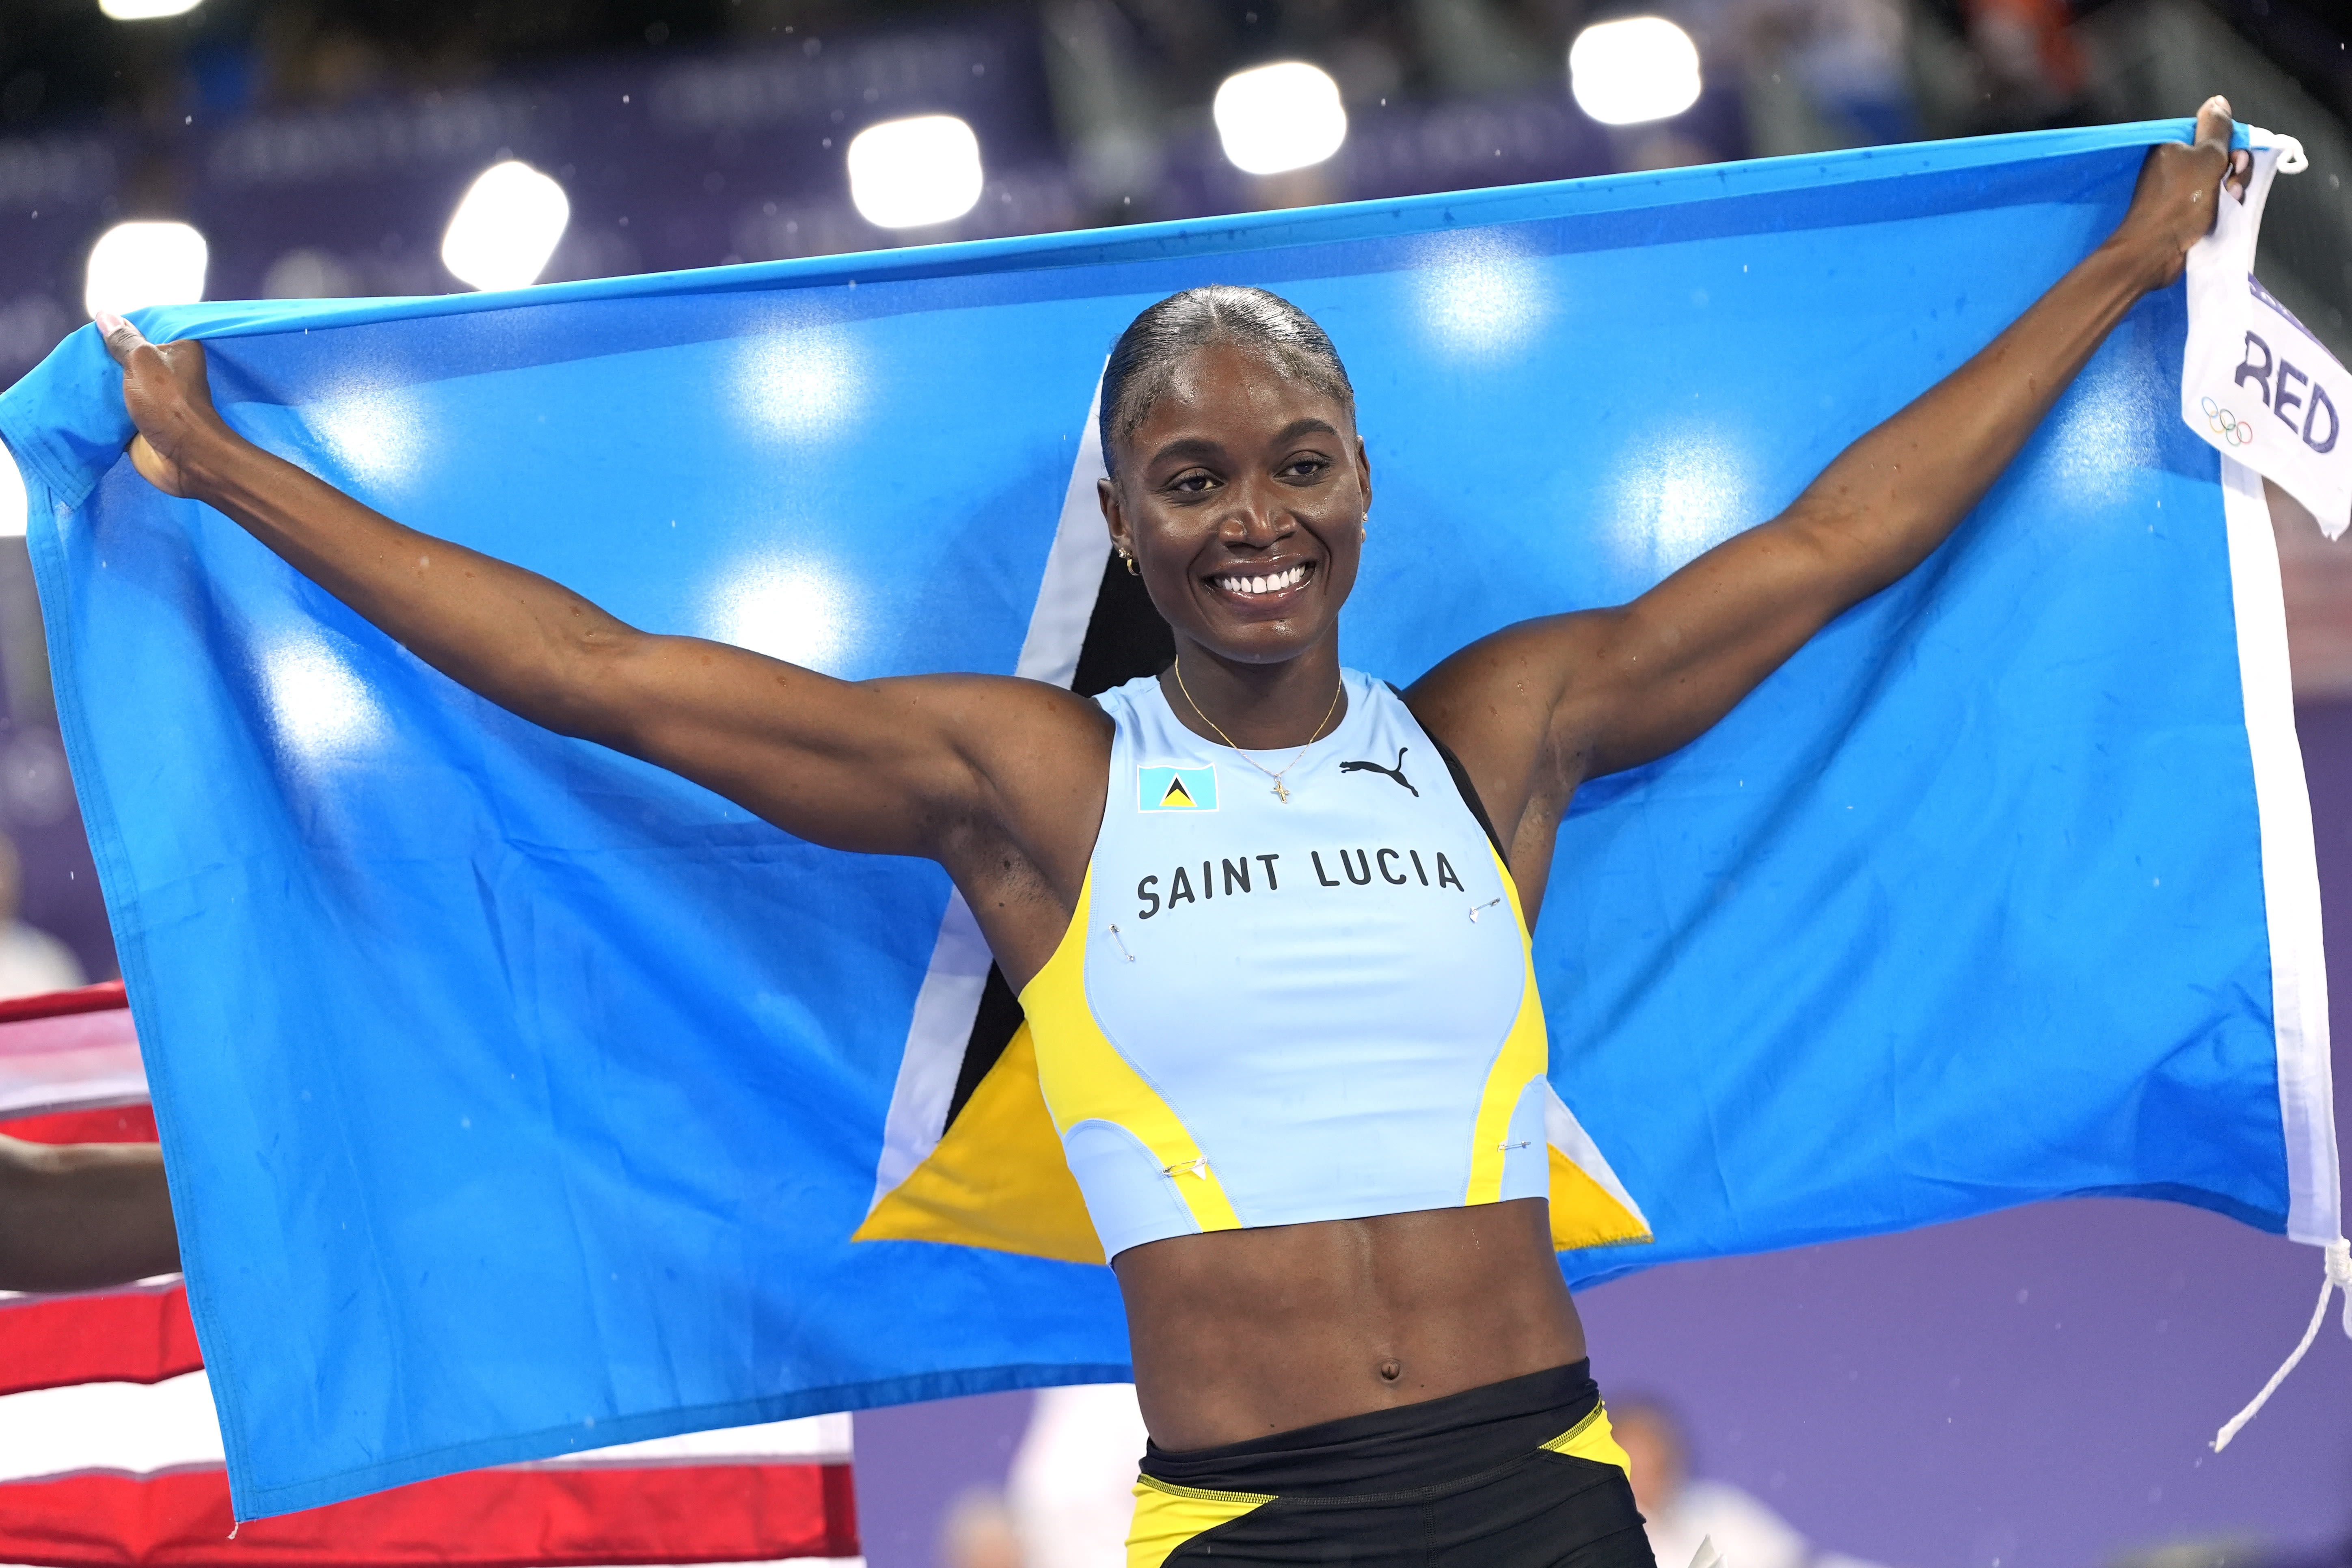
[
  {"x1": 1127, "y1": 1474, "x2": 1276, "y2": 1568},
  {"x1": 1539, "y1": 1403, "x2": 1633, "y2": 1479}
]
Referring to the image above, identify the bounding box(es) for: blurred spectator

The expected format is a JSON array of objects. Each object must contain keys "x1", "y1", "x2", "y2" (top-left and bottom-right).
[
  {"x1": 1721, "y1": 0, "x2": 1920, "y2": 152},
  {"x1": 0, "y1": 830, "x2": 81, "y2": 999},
  {"x1": 2105, "y1": 1536, "x2": 2285, "y2": 1568},
  {"x1": 941, "y1": 1484, "x2": 1025, "y2": 1568},
  {"x1": 1616, "y1": 1397, "x2": 1895, "y2": 1568},
  {"x1": 1007, "y1": 1382, "x2": 1149, "y2": 1568},
  {"x1": 1962, "y1": 0, "x2": 2086, "y2": 131}
]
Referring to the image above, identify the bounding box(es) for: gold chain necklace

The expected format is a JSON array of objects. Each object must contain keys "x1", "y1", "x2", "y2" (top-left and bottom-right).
[{"x1": 1171, "y1": 657, "x2": 1343, "y2": 805}]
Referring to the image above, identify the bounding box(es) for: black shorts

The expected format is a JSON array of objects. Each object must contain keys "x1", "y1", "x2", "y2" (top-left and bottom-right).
[{"x1": 1128, "y1": 1361, "x2": 1657, "y2": 1568}]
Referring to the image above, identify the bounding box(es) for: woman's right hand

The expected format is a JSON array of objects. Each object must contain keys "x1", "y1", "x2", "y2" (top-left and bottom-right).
[
  {"x1": 85, "y1": 307, "x2": 1104, "y2": 989},
  {"x1": 95, "y1": 313, "x2": 223, "y2": 500}
]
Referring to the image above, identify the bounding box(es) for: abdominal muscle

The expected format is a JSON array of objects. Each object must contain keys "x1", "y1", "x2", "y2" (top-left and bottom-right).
[{"x1": 1111, "y1": 1197, "x2": 1587, "y2": 1451}]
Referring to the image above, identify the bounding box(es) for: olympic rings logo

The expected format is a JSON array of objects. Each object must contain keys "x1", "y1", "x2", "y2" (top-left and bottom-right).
[{"x1": 2203, "y1": 396, "x2": 2256, "y2": 447}]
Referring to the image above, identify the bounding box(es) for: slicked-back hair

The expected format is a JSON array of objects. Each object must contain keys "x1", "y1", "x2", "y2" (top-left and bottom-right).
[{"x1": 1098, "y1": 285, "x2": 1355, "y2": 477}]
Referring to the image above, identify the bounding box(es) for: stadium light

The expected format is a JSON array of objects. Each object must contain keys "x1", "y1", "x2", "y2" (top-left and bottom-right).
[
  {"x1": 1213, "y1": 62, "x2": 1348, "y2": 177},
  {"x1": 1, "y1": 439, "x2": 25, "y2": 540},
  {"x1": 712, "y1": 558, "x2": 856, "y2": 671},
  {"x1": 261, "y1": 635, "x2": 386, "y2": 765},
  {"x1": 98, "y1": 0, "x2": 203, "y2": 18},
  {"x1": 441, "y1": 161, "x2": 570, "y2": 292},
  {"x1": 84, "y1": 221, "x2": 208, "y2": 318},
  {"x1": 846, "y1": 116, "x2": 985, "y2": 229},
  {"x1": 1568, "y1": 17, "x2": 1703, "y2": 126}
]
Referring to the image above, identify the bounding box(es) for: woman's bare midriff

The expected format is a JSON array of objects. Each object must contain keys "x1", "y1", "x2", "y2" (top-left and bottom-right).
[{"x1": 1112, "y1": 1197, "x2": 1586, "y2": 1451}]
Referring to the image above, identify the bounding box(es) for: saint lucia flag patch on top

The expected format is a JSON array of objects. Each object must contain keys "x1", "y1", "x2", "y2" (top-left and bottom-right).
[{"x1": 1138, "y1": 764, "x2": 1218, "y2": 812}]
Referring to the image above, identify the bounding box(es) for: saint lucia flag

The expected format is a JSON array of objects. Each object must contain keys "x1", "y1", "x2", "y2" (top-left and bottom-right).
[{"x1": 0, "y1": 118, "x2": 2338, "y2": 1520}]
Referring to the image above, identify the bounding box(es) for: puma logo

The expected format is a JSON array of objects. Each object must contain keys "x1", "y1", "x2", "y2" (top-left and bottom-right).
[{"x1": 1339, "y1": 747, "x2": 1417, "y2": 796}]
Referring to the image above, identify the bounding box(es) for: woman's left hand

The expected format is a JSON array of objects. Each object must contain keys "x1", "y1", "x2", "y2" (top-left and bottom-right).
[
  {"x1": 1412, "y1": 94, "x2": 2265, "y2": 894},
  {"x1": 2109, "y1": 95, "x2": 2253, "y2": 291}
]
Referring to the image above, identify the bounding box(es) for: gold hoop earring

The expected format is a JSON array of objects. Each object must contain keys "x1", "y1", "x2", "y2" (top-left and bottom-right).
[{"x1": 1120, "y1": 550, "x2": 1139, "y2": 577}]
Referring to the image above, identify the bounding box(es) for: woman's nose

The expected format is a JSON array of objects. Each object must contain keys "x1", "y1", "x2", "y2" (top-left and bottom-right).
[{"x1": 1219, "y1": 487, "x2": 1292, "y2": 540}]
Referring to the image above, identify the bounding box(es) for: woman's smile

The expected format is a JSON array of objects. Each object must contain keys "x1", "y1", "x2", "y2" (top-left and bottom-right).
[{"x1": 1204, "y1": 557, "x2": 1318, "y2": 609}]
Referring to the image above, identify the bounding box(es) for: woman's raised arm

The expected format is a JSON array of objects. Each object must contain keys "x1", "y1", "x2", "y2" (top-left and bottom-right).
[
  {"x1": 96, "y1": 321, "x2": 1106, "y2": 876},
  {"x1": 1415, "y1": 98, "x2": 2248, "y2": 876},
  {"x1": 0, "y1": 1134, "x2": 179, "y2": 1293}
]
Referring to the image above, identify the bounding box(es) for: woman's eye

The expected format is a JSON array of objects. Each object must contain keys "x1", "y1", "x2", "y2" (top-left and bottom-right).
[
  {"x1": 1281, "y1": 458, "x2": 1329, "y2": 479},
  {"x1": 1168, "y1": 472, "x2": 1217, "y2": 494}
]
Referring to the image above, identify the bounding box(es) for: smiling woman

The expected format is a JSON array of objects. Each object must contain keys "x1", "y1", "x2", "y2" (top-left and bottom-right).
[{"x1": 87, "y1": 99, "x2": 2249, "y2": 1568}]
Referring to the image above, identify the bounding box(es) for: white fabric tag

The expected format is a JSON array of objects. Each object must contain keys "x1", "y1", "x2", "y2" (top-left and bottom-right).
[{"x1": 2181, "y1": 133, "x2": 2348, "y2": 538}]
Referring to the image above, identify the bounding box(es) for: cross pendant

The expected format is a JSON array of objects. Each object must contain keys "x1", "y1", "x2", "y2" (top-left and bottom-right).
[{"x1": 1270, "y1": 779, "x2": 1291, "y2": 804}]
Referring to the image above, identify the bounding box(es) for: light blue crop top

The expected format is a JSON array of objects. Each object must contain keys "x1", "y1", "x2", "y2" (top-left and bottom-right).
[{"x1": 1016, "y1": 669, "x2": 1553, "y2": 1259}]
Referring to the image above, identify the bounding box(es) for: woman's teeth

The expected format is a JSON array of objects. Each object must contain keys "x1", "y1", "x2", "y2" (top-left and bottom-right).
[{"x1": 1214, "y1": 564, "x2": 1310, "y2": 596}]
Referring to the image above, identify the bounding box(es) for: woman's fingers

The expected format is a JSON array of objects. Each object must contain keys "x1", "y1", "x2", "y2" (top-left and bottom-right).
[
  {"x1": 2190, "y1": 95, "x2": 2235, "y2": 205},
  {"x1": 93, "y1": 311, "x2": 151, "y2": 368},
  {"x1": 97, "y1": 318, "x2": 213, "y2": 415},
  {"x1": 92, "y1": 314, "x2": 217, "y2": 496},
  {"x1": 2112, "y1": 96, "x2": 2250, "y2": 287},
  {"x1": 2192, "y1": 95, "x2": 2234, "y2": 160},
  {"x1": 2186, "y1": 97, "x2": 2252, "y2": 203}
]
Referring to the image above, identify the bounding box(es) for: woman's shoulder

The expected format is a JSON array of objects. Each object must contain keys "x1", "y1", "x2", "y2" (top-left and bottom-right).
[
  {"x1": 1344, "y1": 667, "x2": 1408, "y2": 709},
  {"x1": 1089, "y1": 670, "x2": 1166, "y2": 718}
]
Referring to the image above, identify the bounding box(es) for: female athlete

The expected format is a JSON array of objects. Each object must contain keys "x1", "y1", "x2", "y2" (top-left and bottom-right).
[{"x1": 97, "y1": 100, "x2": 2245, "y2": 1568}]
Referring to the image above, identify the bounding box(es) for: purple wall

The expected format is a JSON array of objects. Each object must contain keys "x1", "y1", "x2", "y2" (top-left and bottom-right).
[
  {"x1": 1581, "y1": 1200, "x2": 2349, "y2": 1564},
  {"x1": 855, "y1": 1391, "x2": 1036, "y2": 1568},
  {"x1": 851, "y1": 702, "x2": 2352, "y2": 1568},
  {"x1": 0, "y1": 543, "x2": 115, "y2": 982}
]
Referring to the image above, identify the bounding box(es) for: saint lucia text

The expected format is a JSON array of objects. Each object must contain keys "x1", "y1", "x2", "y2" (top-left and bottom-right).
[{"x1": 1135, "y1": 847, "x2": 1470, "y2": 918}]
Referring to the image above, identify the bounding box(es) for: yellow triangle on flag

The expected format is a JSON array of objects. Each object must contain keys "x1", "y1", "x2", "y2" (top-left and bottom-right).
[{"x1": 1160, "y1": 776, "x2": 1196, "y2": 808}]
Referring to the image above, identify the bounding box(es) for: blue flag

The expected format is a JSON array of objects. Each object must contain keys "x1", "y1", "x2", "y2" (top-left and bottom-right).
[{"x1": 1, "y1": 119, "x2": 2335, "y2": 1519}]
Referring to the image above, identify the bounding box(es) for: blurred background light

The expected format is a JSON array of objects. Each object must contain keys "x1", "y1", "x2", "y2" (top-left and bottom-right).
[
  {"x1": 733, "y1": 327, "x2": 860, "y2": 440},
  {"x1": 258, "y1": 633, "x2": 386, "y2": 767},
  {"x1": 83, "y1": 222, "x2": 208, "y2": 318},
  {"x1": 97, "y1": 0, "x2": 203, "y2": 19},
  {"x1": 1568, "y1": 17, "x2": 1704, "y2": 127},
  {"x1": 846, "y1": 115, "x2": 985, "y2": 230},
  {"x1": 439, "y1": 161, "x2": 570, "y2": 292},
  {"x1": 1420, "y1": 247, "x2": 1546, "y2": 358},
  {"x1": 300, "y1": 383, "x2": 426, "y2": 493},
  {"x1": 709, "y1": 557, "x2": 857, "y2": 672},
  {"x1": 1213, "y1": 61, "x2": 1348, "y2": 176}
]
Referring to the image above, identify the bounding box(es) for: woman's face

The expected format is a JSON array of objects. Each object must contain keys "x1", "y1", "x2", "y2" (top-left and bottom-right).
[{"x1": 1099, "y1": 339, "x2": 1371, "y2": 667}]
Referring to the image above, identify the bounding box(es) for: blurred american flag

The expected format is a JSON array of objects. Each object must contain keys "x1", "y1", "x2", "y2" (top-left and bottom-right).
[{"x1": 0, "y1": 983, "x2": 860, "y2": 1568}]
